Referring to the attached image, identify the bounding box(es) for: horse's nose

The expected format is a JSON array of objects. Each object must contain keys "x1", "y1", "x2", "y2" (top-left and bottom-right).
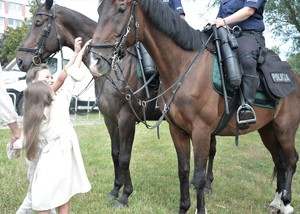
[{"x1": 88, "y1": 51, "x2": 111, "y2": 77}]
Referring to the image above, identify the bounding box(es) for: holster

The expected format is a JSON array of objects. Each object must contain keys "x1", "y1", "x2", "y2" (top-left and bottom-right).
[
  {"x1": 139, "y1": 43, "x2": 157, "y2": 74},
  {"x1": 217, "y1": 27, "x2": 242, "y2": 88}
]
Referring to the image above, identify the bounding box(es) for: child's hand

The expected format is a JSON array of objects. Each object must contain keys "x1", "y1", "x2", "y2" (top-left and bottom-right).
[
  {"x1": 79, "y1": 39, "x2": 92, "y2": 56},
  {"x1": 74, "y1": 37, "x2": 83, "y2": 53}
]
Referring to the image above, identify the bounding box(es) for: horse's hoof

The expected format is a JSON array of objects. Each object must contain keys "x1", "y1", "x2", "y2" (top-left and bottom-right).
[
  {"x1": 280, "y1": 203, "x2": 294, "y2": 214},
  {"x1": 113, "y1": 201, "x2": 128, "y2": 209},
  {"x1": 108, "y1": 193, "x2": 117, "y2": 201},
  {"x1": 195, "y1": 208, "x2": 207, "y2": 214},
  {"x1": 269, "y1": 206, "x2": 280, "y2": 214}
]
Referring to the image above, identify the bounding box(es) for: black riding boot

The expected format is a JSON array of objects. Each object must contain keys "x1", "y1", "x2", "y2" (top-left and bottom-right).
[{"x1": 238, "y1": 74, "x2": 260, "y2": 128}]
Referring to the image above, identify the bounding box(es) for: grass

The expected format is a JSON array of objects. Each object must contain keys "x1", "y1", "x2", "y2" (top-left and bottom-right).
[{"x1": 0, "y1": 113, "x2": 299, "y2": 213}]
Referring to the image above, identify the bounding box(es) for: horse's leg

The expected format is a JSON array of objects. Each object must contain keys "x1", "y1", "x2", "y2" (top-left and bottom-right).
[
  {"x1": 276, "y1": 127, "x2": 299, "y2": 214},
  {"x1": 258, "y1": 123, "x2": 298, "y2": 214},
  {"x1": 190, "y1": 136, "x2": 216, "y2": 195},
  {"x1": 204, "y1": 135, "x2": 216, "y2": 194},
  {"x1": 169, "y1": 125, "x2": 191, "y2": 214},
  {"x1": 192, "y1": 132, "x2": 210, "y2": 214},
  {"x1": 103, "y1": 117, "x2": 123, "y2": 200},
  {"x1": 258, "y1": 125, "x2": 285, "y2": 213},
  {"x1": 113, "y1": 114, "x2": 136, "y2": 208}
]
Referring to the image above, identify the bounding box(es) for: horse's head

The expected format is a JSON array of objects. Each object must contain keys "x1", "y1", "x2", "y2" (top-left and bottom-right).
[
  {"x1": 16, "y1": 0, "x2": 60, "y2": 71},
  {"x1": 89, "y1": 0, "x2": 141, "y2": 76}
]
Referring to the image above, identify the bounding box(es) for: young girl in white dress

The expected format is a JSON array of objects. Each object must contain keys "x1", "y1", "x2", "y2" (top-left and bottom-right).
[
  {"x1": 22, "y1": 39, "x2": 92, "y2": 213},
  {"x1": 15, "y1": 37, "x2": 86, "y2": 214}
]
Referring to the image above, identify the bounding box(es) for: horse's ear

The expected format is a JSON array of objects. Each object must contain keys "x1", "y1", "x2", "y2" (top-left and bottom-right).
[
  {"x1": 45, "y1": 0, "x2": 53, "y2": 10},
  {"x1": 36, "y1": 0, "x2": 42, "y2": 7}
]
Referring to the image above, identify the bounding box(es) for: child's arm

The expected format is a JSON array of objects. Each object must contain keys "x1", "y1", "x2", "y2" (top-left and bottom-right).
[
  {"x1": 54, "y1": 39, "x2": 92, "y2": 109},
  {"x1": 51, "y1": 37, "x2": 83, "y2": 92},
  {"x1": 66, "y1": 39, "x2": 92, "y2": 82}
]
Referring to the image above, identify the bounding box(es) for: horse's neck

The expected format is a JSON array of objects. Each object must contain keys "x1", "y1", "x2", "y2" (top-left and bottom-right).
[
  {"x1": 122, "y1": 49, "x2": 139, "y2": 82},
  {"x1": 56, "y1": 6, "x2": 96, "y2": 65},
  {"x1": 142, "y1": 24, "x2": 197, "y2": 85},
  {"x1": 55, "y1": 7, "x2": 92, "y2": 46}
]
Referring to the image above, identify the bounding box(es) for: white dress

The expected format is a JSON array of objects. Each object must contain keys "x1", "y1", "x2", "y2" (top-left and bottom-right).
[{"x1": 30, "y1": 71, "x2": 91, "y2": 210}]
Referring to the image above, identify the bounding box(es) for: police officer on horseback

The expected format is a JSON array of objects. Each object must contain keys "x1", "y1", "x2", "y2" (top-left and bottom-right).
[{"x1": 214, "y1": 0, "x2": 267, "y2": 127}]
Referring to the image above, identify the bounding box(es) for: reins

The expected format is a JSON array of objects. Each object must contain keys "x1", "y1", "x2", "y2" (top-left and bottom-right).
[{"x1": 69, "y1": 77, "x2": 100, "y2": 116}]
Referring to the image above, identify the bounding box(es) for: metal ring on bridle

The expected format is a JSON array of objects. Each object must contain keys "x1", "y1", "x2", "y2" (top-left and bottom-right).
[
  {"x1": 32, "y1": 56, "x2": 42, "y2": 65},
  {"x1": 125, "y1": 94, "x2": 131, "y2": 100}
]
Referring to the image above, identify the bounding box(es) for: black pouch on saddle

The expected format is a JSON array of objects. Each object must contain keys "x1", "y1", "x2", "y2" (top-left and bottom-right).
[{"x1": 258, "y1": 48, "x2": 295, "y2": 100}]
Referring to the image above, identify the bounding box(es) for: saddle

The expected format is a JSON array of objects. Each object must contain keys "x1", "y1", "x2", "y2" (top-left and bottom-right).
[
  {"x1": 212, "y1": 49, "x2": 295, "y2": 108},
  {"x1": 211, "y1": 49, "x2": 295, "y2": 136},
  {"x1": 201, "y1": 24, "x2": 295, "y2": 106}
]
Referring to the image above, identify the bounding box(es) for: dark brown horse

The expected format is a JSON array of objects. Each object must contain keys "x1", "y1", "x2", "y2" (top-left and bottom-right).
[
  {"x1": 88, "y1": 0, "x2": 299, "y2": 213},
  {"x1": 15, "y1": 0, "x2": 218, "y2": 208}
]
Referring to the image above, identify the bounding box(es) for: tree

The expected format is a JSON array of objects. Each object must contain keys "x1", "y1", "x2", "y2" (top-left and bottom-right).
[
  {"x1": 28, "y1": 0, "x2": 38, "y2": 15},
  {"x1": 0, "y1": 25, "x2": 28, "y2": 66},
  {"x1": 287, "y1": 53, "x2": 300, "y2": 74},
  {"x1": 265, "y1": 0, "x2": 300, "y2": 54},
  {"x1": 0, "y1": 0, "x2": 36, "y2": 66}
]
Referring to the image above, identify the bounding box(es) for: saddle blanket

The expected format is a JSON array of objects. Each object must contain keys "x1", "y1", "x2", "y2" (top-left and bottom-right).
[{"x1": 211, "y1": 55, "x2": 276, "y2": 109}]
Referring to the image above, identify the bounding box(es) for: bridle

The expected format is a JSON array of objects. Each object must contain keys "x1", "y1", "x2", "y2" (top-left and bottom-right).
[
  {"x1": 88, "y1": 1, "x2": 138, "y2": 71},
  {"x1": 18, "y1": 4, "x2": 63, "y2": 66}
]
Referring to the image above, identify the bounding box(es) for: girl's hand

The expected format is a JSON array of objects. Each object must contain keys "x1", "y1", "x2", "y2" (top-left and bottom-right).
[
  {"x1": 79, "y1": 39, "x2": 92, "y2": 56},
  {"x1": 74, "y1": 37, "x2": 83, "y2": 53}
]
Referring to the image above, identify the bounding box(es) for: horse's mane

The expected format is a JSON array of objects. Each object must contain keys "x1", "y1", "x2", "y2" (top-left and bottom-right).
[{"x1": 139, "y1": 0, "x2": 205, "y2": 51}]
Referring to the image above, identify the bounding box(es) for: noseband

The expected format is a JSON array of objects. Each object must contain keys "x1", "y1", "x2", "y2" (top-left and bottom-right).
[
  {"x1": 89, "y1": 1, "x2": 138, "y2": 71},
  {"x1": 18, "y1": 5, "x2": 62, "y2": 66}
]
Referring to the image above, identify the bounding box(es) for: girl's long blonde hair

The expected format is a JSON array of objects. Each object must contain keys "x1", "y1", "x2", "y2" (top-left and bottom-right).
[{"x1": 23, "y1": 81, "x2": 53, "y2": 160}]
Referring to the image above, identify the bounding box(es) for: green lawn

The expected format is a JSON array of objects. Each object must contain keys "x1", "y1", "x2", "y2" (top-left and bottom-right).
[{"x1": 0, "y1": 115, "x2": 299, "y2": 213}]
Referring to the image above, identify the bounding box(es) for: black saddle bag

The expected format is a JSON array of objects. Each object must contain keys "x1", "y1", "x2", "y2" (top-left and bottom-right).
[{"x1": 258, "y1": 49, "x2": 295, "y2": 100}]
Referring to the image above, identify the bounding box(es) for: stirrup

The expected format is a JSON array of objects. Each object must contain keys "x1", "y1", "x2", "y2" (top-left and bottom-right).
[{"x1": 236, "y1": 103, "x2": 256, "y2": 126}]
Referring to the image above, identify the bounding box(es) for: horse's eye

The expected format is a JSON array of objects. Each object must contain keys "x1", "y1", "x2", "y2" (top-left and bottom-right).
[
  {"x1": 35, "y1": 20, "x2": 42, "y2": 27},
  {"x1": 118, "y1": 5, "x2": 126, "y2": 13}
]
